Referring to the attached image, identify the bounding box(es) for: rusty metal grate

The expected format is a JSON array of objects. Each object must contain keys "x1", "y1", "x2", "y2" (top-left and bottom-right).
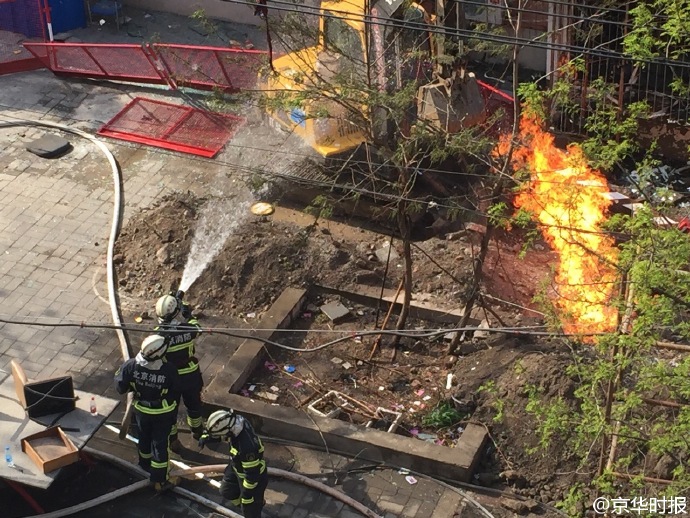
[{"x1": 98, "y1": 97, "x2": 245, "y2": 158}]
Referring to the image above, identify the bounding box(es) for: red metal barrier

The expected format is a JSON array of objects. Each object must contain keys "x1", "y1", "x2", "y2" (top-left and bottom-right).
[
  {"x1": 23, "y1": 42, "x2": 165, "y2": 84},
  {"x1": 23, "y1": 42, "x2": 268, "y2": 92},
  {"x1": 98, "y1": 97, "x2": 246, "y2": 158},
  {"x1": 153, "y1": 44, "x2": 267, "y2": 91}
]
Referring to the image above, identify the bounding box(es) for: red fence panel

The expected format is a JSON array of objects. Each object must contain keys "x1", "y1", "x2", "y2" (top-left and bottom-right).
[
  {"x1": 21, "y1": 42, "x2": 268, "y2": 92},
  {"x1": 98, "y1": 97, "x2": 246, "y2": 158},
  {"x1": 23, "y1": 42, "x2": 167, "y2": 84},
  {"x1": 152, "y1": 44, "x2": 268, "y2": 92}
]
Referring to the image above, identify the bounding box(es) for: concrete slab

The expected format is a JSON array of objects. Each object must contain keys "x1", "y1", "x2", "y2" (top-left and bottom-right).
[
  {"x1": 0, "y1": 372, "x2": 119, "y2": 488},
  {"x1": 315, "y1": 284, "x2": 481, "y2": 326},
  {"x1": 205, "y1": 288, "x2": 307, "y2": 396},
  {"x1": 320, "y1": 301, "x2": 350, "y2": 323}
]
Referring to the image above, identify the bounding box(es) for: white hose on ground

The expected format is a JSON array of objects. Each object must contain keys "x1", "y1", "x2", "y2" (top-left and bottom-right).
[
  {"x1": 0, "y1": 118, "x2": 130, "y2": 358},
  {"x1": 83, "y1": 446, "x2": 243, "y2": 518},
  {"x1": 171, "y1": 465, "x2": 384, "y2": 518},
  {"x1": 106, "y1": 424, "x2": 381, "y2": 517}
]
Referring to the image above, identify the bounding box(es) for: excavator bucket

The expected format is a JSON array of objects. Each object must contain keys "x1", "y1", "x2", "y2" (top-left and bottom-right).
[{"x1": 416, "y1": 72, "x2": 487, "y2": 133}]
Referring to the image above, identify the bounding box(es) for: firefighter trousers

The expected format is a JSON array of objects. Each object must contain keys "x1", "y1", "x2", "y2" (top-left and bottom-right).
[
  {"x1": 172, "y1": 368, "x2": 204, "y2": 437},
  {"x1": 135, "y1": 409, "x2": 176, "y2": 483},
  {"x1": 220, "y1": 469, "x2": 268, "y2": 518}
]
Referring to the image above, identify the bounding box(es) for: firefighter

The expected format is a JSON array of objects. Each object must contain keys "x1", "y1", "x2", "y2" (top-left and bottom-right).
[
  {"x1": 155, "y1": 291, "x2": 204, "y2": 447},
  {"x1": 114, "y1": 334, "x2": 180, "y2": 491},
  {"x1": 198, "y1": 410, "x2": 268, "y2": 518}
]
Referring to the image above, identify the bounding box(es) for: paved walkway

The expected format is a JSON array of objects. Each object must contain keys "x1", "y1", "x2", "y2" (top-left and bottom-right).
[{"x1": 0, "y1": 46, "x2": 486, "y2": 518}]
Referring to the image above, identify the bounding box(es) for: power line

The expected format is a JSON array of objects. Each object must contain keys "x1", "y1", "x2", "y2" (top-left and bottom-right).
[
  {"x1": 0, "y1": 109, "x2": 640, "y2": 240},
  {"x1": 0, "y1": 314, "x2": 604, "y2": 354}
]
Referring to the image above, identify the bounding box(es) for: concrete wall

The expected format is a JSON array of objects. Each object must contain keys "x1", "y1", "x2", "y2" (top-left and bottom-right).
[{"x1": 123, "y1": 0, "x2": 262, "y2": 26}]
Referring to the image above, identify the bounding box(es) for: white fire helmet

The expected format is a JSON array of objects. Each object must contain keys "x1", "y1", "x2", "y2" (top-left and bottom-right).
[
  {"x1": 141, "y1": 334, "x2": 167, "y2": 360},
  {"x1": 205, "y1": 409, "x2": 244, "y2": 437},
  {"x1": 155, "y1": 295, "x2": 178, "y2": 321}
]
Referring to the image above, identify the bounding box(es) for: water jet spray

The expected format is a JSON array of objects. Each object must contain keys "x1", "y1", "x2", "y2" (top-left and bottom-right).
[{"x1": 179, "y1": 195, "x2": 253, "y2": 294}]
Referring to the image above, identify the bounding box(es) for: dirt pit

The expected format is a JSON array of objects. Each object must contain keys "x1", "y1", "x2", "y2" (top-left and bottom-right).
[{"x1": 114, "y1": 191, "x2": 589, "y2": 512}]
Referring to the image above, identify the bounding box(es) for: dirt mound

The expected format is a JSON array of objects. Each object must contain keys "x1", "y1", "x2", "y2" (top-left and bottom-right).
[
  {"x1": 452, "y1": 338, "x2": 589, "y2": 505},
  {"x1": 114, "y1": 193, "x2": 362, "y2": 316}
]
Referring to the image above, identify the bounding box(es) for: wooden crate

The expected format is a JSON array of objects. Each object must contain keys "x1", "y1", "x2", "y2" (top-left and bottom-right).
[{"x1": 21, "y1": 427, "x2": 79, "y2": 474}]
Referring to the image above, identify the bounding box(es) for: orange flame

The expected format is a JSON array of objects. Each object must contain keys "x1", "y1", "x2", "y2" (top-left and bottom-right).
[{"x1": 499, "y1": 111, "x2": 618, "y2": 336}]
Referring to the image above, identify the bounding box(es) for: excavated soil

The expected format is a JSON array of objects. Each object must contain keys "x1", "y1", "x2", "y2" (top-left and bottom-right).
[{"x1": 115, "y1": 191, "x2": 588, "y2": 513}]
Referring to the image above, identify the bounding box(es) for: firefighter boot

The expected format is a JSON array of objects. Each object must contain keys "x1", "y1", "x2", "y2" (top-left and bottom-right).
[{"x1": 154, "y1": 476, "x2": 179, "y2": 493}]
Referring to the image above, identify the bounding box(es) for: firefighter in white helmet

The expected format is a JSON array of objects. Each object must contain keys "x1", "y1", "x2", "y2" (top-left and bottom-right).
[
  {"x1": 154, "y1": 290, "x2": 203, "y2": 447},
  {"x1": 199, "y1": 410, "x2": 268, "y2": 517},
  {"x1": 114, "y1": 334, "x2": 181, "y2": 492}
]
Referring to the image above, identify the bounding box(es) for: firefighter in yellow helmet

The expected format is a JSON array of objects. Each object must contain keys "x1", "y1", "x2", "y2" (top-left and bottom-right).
[{"x1": 199, "y1": 410, "x2": 268, "y2": 518}]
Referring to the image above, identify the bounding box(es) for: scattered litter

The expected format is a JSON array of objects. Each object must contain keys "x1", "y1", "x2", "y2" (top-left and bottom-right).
[
  {"x1": 256, "y1": 391, "x2": 278, "y2": 402},
  {"x1": 240, "y1": 389, "x2": 250, "y2": 396},
  {"x1": 415, "y1": 389, "x2": 425, "y2": 396},
  {"x1": 284, "y1": 365, "x2": 296, "y2": 373},
  {"x1": 457, "y1": 426, "x2": 464, "y2": 434},
  {"x1": 470, "y1": 367, "x2": 476, "y2": 371},
  {"x1": 356, "y1": 360, "x2": 363, "y2": 366},
  {"x1": 134, "y1": 316, "x2": 143, "y2": 323},
  {"x1": 423, "y1": 395, "x2": 431, "y2": 401},
  {"x1": 413, "y1": 401, "x2": 421, "y2": 406},
  {"x1": 398, "y1": 468, "x2": 410, "y2": 475},
  {"x1": 331, "y1": 357, "x2": 343, "y2": 365},
  {"x1": 246, "y1": 312, "x2": 257, "y2": 318},
  {"x1": 435, "y1": 439, "x2": 444, "y2": 445},
  {"x1": 249, "y1": 385, "x2": 256, "y2": 392},
  {"x1": 264, "y1": 361, "x2": 277, "y2": 371},
  {"x1": 405, "y1": 476, "x2": 418, "y2": 485},
  {"x1": 417, "y1": 433, "x2": 437, "y2": 442},
  {"x1": 293, "y1": 381, "x2": 304, "y2": 388},
  {"x1": 99, "y1": 19, "x2": 105, "y2": 26},
  {"x1": 356, "y1": 310, "x2": 364, "y2": 316},
  {"x1": 354, "y1": 336, "x2": 362, "y2": 343},
  {"x1": 378, "y1": 386, "x2": 385, "y2": 391},
  {"x1": 409, "y1": 428, "x2": 419, "y2": 436},
  {"x1": 342, "y1": 362, "x2": 352, "y2": 370},
  {"x1": 270, "y1": 385, "x2": 280, "y2": 392},
  {"x1": 446, "y1": 373, "x2": 454, "y2": 390},
  {"x1": 144, "y1": 13, "x2": 152, "y2": 18},
  {"x1": 301, "y1": 312, "x2": 312, "y2": 319}
]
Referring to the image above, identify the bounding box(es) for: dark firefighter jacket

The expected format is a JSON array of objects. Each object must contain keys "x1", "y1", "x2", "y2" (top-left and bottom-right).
[
  {"x1": 225, "y1": 418, "x2": 266, "y2": 502},
  {"x1": 155, "y1": 316, "x2": 202, "y2": 376},
  {"x1": 115, "y1": 353, "x2": 181, "y2": 415}
]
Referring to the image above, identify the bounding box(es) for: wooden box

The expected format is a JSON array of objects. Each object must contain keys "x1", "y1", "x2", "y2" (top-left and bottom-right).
[{"x1": 21, "y1": 427, "x2": 79, "y2": 474}]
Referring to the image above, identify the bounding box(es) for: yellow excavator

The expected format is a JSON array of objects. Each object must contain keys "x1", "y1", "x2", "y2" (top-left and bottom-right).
[{"x1": 260, "y1": 0, "x2": 492, "y2": 163}]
